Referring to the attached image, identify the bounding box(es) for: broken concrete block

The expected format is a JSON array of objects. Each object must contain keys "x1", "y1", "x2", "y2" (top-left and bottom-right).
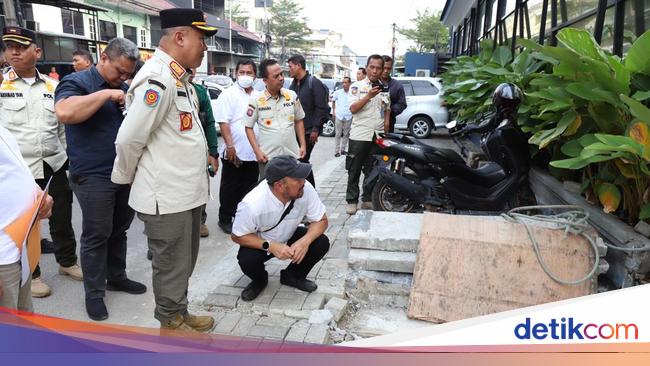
[
  {"x1": 634, "y1": 221, "x2": 650, "y2": 237},
  {"x1": 304, "y1": 324, "x2": 331, "y2": 344},
  {"x1": 230, "y1": 314, "x2": 260, "y2": 337},
  {"x1": 308, "y1": 309, "x2": 333, "y2": 324},
  {"x1": 347, "y1": 211, "x2": 422, "y2": 252},
  {"x1": 284, "y1": 309, "x2": 312, "y2": 319},
  {"x1": 348, "y1": 248, "x2": 416, "y2": 273},
  {"x1": 284, "y1": 321, "x2": 310, "y2": 343},
  {"x1": 301, "y1": 292, "x2": 326, "y2": 310},
  {"x1": 324, "y1": 297, "x2": 348, "y2": 322}
]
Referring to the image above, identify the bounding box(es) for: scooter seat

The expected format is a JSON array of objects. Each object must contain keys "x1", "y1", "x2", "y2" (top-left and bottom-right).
[
  {"x1": 420, "y1": 145, "x2": 466, "y2": 164},
  {"x1": 446, "y1": 161, "x2": 506, "y2": 188}
]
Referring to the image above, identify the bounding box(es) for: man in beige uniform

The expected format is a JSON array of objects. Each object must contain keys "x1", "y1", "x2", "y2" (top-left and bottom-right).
[
  {"x1": 245, "y1": 58, "x2": 306, "y2": 179},
  {"x1": 111, "y1": 8, "x2": 218, "y2": 333},
  {"x1": 0, "y1": 27, "x2": 81, "y2": 298},
  {"x1": 345, "y1": 54, "x2": 390, "y2": 215}
]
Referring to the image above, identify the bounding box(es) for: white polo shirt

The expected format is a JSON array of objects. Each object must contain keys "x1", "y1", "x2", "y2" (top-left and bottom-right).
[
  {"x1": 213, "y1": 84, "x2": 256, "y2": 161},
  {"x1": 232, "y1": 180, "x2": 326, "y2": 243},
  {"x1": 0, "y1": 125, "x2": 40, "y2": 265}
]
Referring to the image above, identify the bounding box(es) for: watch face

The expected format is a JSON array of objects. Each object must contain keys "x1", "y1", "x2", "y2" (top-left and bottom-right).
[{"x1": 262, "y1": 241, "x2": 269, "y2": 250}]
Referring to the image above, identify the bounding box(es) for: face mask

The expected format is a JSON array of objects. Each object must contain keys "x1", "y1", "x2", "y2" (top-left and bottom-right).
[{"x1": 237, "y1": 75, "x2": 254, "y2": 88}]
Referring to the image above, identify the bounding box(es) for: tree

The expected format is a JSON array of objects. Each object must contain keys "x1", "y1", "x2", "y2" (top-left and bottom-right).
[
  {"x1": 227, "y1": 3, "x2": 249, "y2": 27},
  {"x1": 398, "y1": 9, "x2": 449, "y2": 53},
  {"x1": 269, "y1": 0, "x2": 311, "y2": 63}
]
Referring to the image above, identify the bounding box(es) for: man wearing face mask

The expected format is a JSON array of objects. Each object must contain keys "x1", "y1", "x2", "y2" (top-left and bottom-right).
[
  {"x1": 55, "y1": 37, "x2": 145, "y2": 321},
  {"x1": 188, "y1": 68, "x2": 219, "y2": 238},
  {"x1": 213, "y1": 60, "x2": 259, "y2": 235}
]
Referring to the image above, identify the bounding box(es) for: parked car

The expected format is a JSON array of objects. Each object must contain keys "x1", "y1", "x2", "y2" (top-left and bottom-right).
[{"x1": 393, "y1": 77, "x2": 449, "y2": 138}]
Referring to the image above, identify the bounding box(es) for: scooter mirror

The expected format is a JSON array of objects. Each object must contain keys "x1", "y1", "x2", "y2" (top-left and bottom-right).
[{"x1": 446, "y1": 120, "x2": 457, "y2": 129}]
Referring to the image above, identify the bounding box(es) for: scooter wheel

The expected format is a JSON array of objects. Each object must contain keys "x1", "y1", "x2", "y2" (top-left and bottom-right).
[{"x1": 371, "y1": 179, "x2": 417, "y2": 213}]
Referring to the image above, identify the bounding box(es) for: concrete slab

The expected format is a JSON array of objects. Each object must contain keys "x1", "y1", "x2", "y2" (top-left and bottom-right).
[
  {"x1": 203, "y1": 293, "x2": 239, "y2": 309},
  {"x1": 284, "y1": 321, "x2": 310, "y2": 343},
  {"x1": 347, "y1": 211, "x2": 423, "y2": 252},
  {"x1": 324, "y1": 297, "x2": 348, "y2": 322},
  {"x1": 213, "y1": 311, "x2": 243, "y2": 334},
  {"x1": 304, "y1": 324, "x2": 331, "y2": 344},
  {"x1": 348, "y1": 248, "x2": 416, "y2": 273},
  {"x1": 301, "y1": 292, "x2": 326, "y2": 310}
]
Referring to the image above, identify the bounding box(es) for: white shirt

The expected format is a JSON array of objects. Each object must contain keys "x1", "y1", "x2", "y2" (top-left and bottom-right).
[
  {"x1": 213, "y1": 83, "x2": 256, "y2": 161},
  {"x1": 0, "y1": 125, "x2": 39, "y2": 265},
  {"x1": 112, "y1": 49, "x2": 209, "y2": 215},
  {"x1": 232, "y1": 180, "x2": 326, "y2": 243},
  {"x1": 332, "y1": 88, "x2": 352, "y2": 121}
]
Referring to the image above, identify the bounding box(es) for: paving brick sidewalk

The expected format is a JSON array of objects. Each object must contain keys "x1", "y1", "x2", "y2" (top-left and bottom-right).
[{"x1": 195, "y1": 160, "x2": 356, "y2": 344}]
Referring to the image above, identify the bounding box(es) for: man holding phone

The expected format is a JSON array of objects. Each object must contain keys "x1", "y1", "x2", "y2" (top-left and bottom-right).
[{"x1": 345, "y1": 54, "x2": 391, "y2": 215}]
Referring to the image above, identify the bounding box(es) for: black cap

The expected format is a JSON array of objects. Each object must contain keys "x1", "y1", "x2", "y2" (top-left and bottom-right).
[
  {"x1": 2, "y1": 27, "x2": 36, "y2": 46},
  {"x1": 159, "y1": 8, "x2": 218, "y2": 36},
  {"x1": 265, "y1": 155, "x2": 312, "y2": 184}
]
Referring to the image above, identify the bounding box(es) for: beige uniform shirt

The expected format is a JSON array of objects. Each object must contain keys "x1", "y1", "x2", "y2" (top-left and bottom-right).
[
  {"x1": 244, "y1": 88, "x2": 305, "y2": 159},
  {"x1": 112, "y1": 49, "x2": 209, "y2": 215},
  {"x1": 0, "y1": 68, "x2": 66, "y2": 179},
  {"x1": 348, "y1": 78, "x2": 390, "y2": 141}
]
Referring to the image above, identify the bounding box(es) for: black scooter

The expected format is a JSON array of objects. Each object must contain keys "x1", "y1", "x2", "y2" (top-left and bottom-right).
[{"x1": 365, "y1": 84, "x2": 532, "y2": 214}]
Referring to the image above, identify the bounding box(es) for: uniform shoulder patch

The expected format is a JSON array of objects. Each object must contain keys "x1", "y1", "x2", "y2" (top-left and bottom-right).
[
  {"x1": 148, "y1": 79, "x2": 167, "y2": 90},
  {"x1": 351, "y1": 86, "x2": 358, "y2": 95},
  {"x1": 144, "y1": 88, "x2": 160, "y2": 107},
  {"x1": 247, "y1": 104, "x2": 255, "y2": 117}
]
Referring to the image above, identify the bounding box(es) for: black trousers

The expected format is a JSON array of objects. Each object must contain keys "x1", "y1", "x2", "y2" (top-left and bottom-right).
[
  {"x1": 218, "y1": 159, "x2": 259, "y2": 224},
  {"x1": 33, "y1": 162, "x2": 77, "y2": 278},
  {"x1": 237, "y1": 227, "x2": 329, "y2": 284},
  {"x1": 298, "y1": 134, "x2": 316, "y2": 187},
  {"x1": 69, "y1": 175, "x2": 134, "y2": 300},
  {"x1": 346, "y1": 138, "x2": 380, "y2": 204}
]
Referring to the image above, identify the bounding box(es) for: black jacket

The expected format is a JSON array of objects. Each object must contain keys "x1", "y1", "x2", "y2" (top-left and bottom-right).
[
  {"x1": 289, "y1": 72, "x2": 330, "y2": 134},
  {"x1": 387, "y1": 77, "x2": 407, "y2": 119}
]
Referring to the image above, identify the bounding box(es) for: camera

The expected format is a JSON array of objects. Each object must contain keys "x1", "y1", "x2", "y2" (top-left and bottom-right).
[{"x1": 371, "y1": 81, "x2": 389, "y2": 92}]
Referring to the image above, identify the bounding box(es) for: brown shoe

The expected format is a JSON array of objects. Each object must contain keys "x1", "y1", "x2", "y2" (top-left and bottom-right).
[
  {"x1": 160, "y1": 313, "x2": 199, "y2": 333},
  {"x1": 31, "y1": 277, "x2": 52, "y2": 298},
  {"x1": 183, "y1": 312, "x2": 215, "y2": 332},
  {"x1": 346, "y1": 203, "x2": 358, "y2": 215},
  {"x1": 200, "y1": 224, "x2": 209, "y2": 237},
  {"x1": 59, "y1": 263, "x2": 83, "y2": 281}
]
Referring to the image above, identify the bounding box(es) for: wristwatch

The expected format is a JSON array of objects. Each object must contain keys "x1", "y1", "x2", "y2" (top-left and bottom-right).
[{"x1": 262, "y1": 241, "x2": 270, "y2": 255}]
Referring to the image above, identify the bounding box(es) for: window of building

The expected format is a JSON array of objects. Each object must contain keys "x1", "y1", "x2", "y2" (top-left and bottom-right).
[
  {"x1": 61, "y1": 9, "x2": 84, "y2": 36},
  {"x1": 123, "y1": 25, "x2": 137, "y2": 45},
  {"x1": 412, "y1": 80, "x2": 439, "y2": 96},
  {"x1": 140, "y1": 28, "x2": 147, "y2": 48},
  {"x1": 88, "y1": 17, "x2": 97, "y2": 40},
  {"x1": 100, "y1": 20, "x2": 116, "y2": 42}
]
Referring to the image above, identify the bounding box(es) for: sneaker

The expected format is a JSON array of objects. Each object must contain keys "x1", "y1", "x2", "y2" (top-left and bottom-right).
[
  {"x1": 183, "y1": 312, "x2": 215, "y2": 332},
  {"x1": 31, "y1": 277, "x2": 51, "y2": 298},
  {"x1": 58, "y1": 263, "x2": 83, "y2": 281},
  {"x1": 240, "y1": 280, "x2": 268, "y2": 302},
  {"x1": 280, "y1": 270, "x2": 317, "y2": 293},
  {"x1": 107, "y1": 278, "x2": 147, "y2": 294},
  {"x1": 360, "y1": 201, "x2": 373, "y2": 210},
  {"x1": 218, "y1": 221, "x2": 233, "y2": 235},
  {"x1": 160, "y1": 313, "x2": 198, "y2": 333},
  {"x1": 334, "y1": 152, "x2": 341, "y2": 157},
  {"x1": 346, "y1": 203, "x2": 358, "y2": 215},
  {"x1": 200, "y1": 224, "x2": 209, "y2": 238},
  {"x1": 85, "y1": 298, "x2": 108, "y2": 321},
  {"x1": 41, "y1": 238, "x2": 55, "y2": 254}
]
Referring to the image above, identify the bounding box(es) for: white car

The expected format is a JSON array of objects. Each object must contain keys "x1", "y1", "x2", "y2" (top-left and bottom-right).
[
  {"x1": 203, "y1": 81, "x2": 226, "y2": 134},
  {"x1": 394, "y1": 77, "x2": 449, "y2": 138}
]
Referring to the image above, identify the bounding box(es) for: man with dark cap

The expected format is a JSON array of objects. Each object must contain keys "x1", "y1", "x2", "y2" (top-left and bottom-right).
[
  {"x1": 55, "y1": 37, "x2": 145, "y2": 322},
  {"x1": 231, "y1": 155, "x2": 329, "y2": 302},
  {"x1": 0, "y1": 26, "x2": 81, "y2": 299},
  {"x1": 111, "y1": 8, "x2": 218, "y2": 332}
]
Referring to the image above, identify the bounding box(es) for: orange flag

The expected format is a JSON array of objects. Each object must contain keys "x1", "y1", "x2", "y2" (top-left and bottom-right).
[{"x1": 3, "y1": 191, "x2": 42, "y2": 276}]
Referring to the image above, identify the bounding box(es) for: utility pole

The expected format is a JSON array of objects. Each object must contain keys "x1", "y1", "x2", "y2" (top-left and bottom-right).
[{"x1": 391, "y1": 22, "x2": 397, "y2": 77}]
